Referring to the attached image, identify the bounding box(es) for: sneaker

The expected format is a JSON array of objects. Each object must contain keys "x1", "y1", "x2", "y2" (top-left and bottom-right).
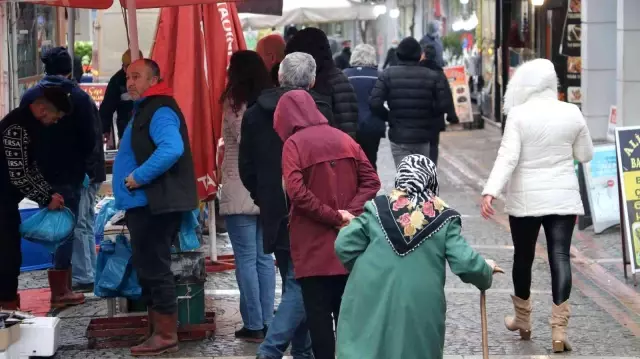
[
  {"x1": 235, "y1": 327, "x2": 265, "y2": 343},
  {"x1": 71, "y1": 282, "x2": 94, "y2": 293}
]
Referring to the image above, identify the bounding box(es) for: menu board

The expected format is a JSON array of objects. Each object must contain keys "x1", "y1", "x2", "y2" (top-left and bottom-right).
[
  {"x1": 444, "y1": 66, "x2": 473, "y2": 123},
  {"x1": 79, "y1": 83, "x2": 108, "y2": 108},
  {"x1": 584, "y1": 144, "x2": 620, "y2": 233},
  {"x1": 560, "y1": 0, "x2": 582, "y2": 108},
  {"x1": 615, "y1": 127, "x2": 640, "y2": 274}
]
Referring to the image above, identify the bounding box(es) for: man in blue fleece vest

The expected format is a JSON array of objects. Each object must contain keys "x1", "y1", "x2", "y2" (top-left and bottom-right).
[{"x1": 112, "y1": 58, "x2": 197, "y2": 357}]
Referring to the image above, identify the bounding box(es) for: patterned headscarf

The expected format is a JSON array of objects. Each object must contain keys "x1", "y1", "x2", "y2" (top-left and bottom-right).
[{"x1": 394, "y1": 154, "x2": 439, "y2": 205}]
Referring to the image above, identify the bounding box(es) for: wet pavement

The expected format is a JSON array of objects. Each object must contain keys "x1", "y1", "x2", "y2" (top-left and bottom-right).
[{"x1": 15, "y1": 123, "x2": 640, "y2": 358}]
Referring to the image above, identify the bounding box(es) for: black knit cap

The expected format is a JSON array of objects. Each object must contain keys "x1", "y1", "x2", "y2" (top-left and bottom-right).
[
  {"x1": 396, "y1": 37, "x2": 422, "y2": 62},
  {"x1": 40, "y1": 86, "x2": 73, "y2": 114},
  {"x1": 41, "y1": 46, "x2": 72, "y2": 76}
]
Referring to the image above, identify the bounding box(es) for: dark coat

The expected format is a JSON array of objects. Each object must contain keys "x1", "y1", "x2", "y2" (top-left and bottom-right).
[
  {"x1": 419, "y1": 59, "x2": 459, "y2": 130},
  {"x1": 383, "y1": 47, "x2": 399, "y2": 68},
  {"x1": 369, "y1": 60, "x2": 453, "y2": 144},
  {"x1": 239, "y1": 87, "x2": 334, "y2": 255},
  {"x1": 275, "y1": 90, "x2": 380, "y2": 279},
  {"x1": 100, "y1": 69, "x2": 135, "y2": 139},
  {"x1": 326, "y1": 67, "x2": 359, "y2": 138},
  {"x1": 343, "y1": 66, "x2": 386, "y2": 137},
  {"x1": 21, "y1": 75, "x2": 102, "y2": 186},
  {"x1": 334, "y1": 48, "x2": 352, "y2": 70}
]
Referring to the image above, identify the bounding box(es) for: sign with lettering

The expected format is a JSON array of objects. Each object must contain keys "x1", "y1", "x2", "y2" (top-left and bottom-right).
[
  {"x1": 607, "y1": 106, "x2": 617, "y2": 143},
  {"x1": 79, "y1": 83, "x2": 108, "y2": 108},
  {"x1": 560, "y1": 0, "x2": 582, "y2": 109},
  {"x1": 444, "y1": 66, "x2": 473, "y2": 123},
  {"x1": 615, "y1": 127, "x2": 640, "y2": 274},
  {"x1": 584, "y1": 144, "x2": 620, "y2": 233}
]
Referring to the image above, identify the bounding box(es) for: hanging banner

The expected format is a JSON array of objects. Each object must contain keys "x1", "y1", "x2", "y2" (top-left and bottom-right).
[
  {"x1": 444, "y1": 66, "x2": 473, "y2": 123},
  {"x1": 560, "y1": 0, "x2": 582, "y2": 109},
  {"x1": 79, "y1": 83, "x2": 108, "y2": 108},
  {"x1": 615, "y1": 127, "x2": 640, "y2": 274},
  {"x1": 584, "y1": 144, "x2": 620, "y2": 233}
]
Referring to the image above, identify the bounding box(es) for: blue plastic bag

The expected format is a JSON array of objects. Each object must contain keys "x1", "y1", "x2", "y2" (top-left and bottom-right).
[
  {"x1": 94, "y1": 235, "x2": 141, "y2": 299},
  {"x1": 19, "y1": 208, "x2": 75, "y2": 252},
  {"x1": 82, "y1": 174, "x2": 90, "y2": 188},
  {"x1": 94, "y1": 198, "x2": 117, "y2": 238},
  {"x1": 94, "y1": 240, "x2": 118, "y2": 298},
  {"x1": 178, "y1": 209, "x2": 201, "y2": 252}
]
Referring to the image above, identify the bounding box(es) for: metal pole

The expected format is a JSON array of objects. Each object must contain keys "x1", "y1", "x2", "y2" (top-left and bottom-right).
[
  {"x1": 126, "y1": 0, "x2": 140, "y2": 61},
  {"x1": 493, "y1": 0, "x2": 501, "y2": 125},
  {"x1": 480, "y1": 291, "x2": 489, "y2": 359},
  {"x1": 208, "y1": 201, "x2": 217, "y2": 261},
  {"x1": 67, "y1": 8, "x2": 76, "y2": 74},
  {"x1": 9, "y1": 2, "x2": 19, "y2": 109}
]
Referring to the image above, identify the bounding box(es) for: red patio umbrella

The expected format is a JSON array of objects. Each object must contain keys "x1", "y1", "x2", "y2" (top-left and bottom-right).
[{"x1": 24, "y1": 0, "x2": 239, "y2": 9}]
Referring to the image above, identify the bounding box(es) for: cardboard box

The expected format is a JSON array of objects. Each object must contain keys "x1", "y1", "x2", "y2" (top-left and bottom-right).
[{"x1": 0, "y1": 323, "x2": 20, "y2": 351}]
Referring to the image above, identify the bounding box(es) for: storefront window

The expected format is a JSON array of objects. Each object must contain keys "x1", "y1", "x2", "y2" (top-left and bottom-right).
[{"x1": 15, "y1": 4, "x2": 57, "y2": 80}]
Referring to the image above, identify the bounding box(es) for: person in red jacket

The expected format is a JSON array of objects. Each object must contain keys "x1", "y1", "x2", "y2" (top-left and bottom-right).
[{"x1": 274, "y1": 89, "x2": 381, "y2": 359}]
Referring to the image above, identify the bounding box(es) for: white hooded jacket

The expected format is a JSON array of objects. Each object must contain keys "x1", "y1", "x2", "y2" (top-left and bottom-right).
[{"x1": 482, "y1": 59, "x2": 594, "y2": 217}]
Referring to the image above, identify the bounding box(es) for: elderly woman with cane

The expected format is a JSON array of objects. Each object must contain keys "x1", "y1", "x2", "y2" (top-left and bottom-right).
[{"x1": 334, "y1": 154, "x2": 503, "y2": 359}]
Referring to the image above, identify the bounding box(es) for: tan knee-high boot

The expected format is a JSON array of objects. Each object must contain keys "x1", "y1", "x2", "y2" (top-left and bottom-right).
[
  {"x1": 504, "y1": 295, "x2": 532, "y2": 340},
  {"x1": 550, "y1": 301, "x2": 572, "y2": 353}
]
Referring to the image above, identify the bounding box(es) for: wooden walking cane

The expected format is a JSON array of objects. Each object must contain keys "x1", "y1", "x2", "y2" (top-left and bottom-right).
[
  {"x1": 481, "y1": 264, "x2": 504, "y2": 359},
  {"x1": 481, "y1": 291, "x2": 489, "y2": 359}
]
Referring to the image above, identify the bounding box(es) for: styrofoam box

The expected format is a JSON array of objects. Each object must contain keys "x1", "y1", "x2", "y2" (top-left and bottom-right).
[
  {"x1": 19, "y1": 317, "x2": 60, "y2": 357},
  {"x1": 0, "y1": 343, "x2": 21, "y2": 359}
]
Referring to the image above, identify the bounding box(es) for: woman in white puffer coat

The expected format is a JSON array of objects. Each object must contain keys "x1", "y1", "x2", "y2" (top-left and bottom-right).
[{"x1": 480, "y1": 59, "x2": 593, "y2": 353}]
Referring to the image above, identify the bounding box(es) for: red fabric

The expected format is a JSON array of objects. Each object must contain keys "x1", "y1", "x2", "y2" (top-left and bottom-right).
[
  {"x1": 31, "y1": 0, "x2": 246, "y2": 10},
  {"x1": 121, "y1": 0, "x2": 240, "y2": 8},
  {"x1": 255, "y1": 34, "x2": 286, "y2": 71},
  {"x1": 276, "y1": 91, "x2": 381, "y2": 279},
  {"x1": 141, "y1": 82, "x2": 174, "y2": 97},
  {"x1": 151, "y1": 3, "x2": 245, "y2": 201}
]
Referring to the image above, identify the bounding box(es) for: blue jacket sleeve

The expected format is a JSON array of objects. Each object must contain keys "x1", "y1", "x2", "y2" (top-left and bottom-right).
[{"x1": 132, "y1": 107, "x2": 184, "y2": 185}]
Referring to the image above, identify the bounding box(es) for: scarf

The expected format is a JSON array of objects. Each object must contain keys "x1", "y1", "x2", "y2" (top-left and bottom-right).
[{"x1": 374, "y1": 155, "x2": 460, "y2": 256}]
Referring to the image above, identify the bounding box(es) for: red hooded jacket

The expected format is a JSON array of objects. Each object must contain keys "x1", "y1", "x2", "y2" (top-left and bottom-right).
[{"x1": 274, "y1": 90, "x2": 381, "y2": 278}]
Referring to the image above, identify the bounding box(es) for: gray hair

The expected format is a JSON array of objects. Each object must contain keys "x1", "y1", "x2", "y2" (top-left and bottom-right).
[
  {"x1": 278, "y1": 52, "x2": 316, "y2": 89},
  {"x1": 350, "y1": 44, "x2": 377, "y2": 67}
]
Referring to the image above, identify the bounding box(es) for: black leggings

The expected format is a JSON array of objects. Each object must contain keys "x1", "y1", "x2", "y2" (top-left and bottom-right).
[{"x1": 509, "y1": 215, "x2": 576, "y2": 305}]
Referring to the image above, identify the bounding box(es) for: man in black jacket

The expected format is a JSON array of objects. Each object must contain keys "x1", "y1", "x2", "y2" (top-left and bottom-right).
[
  {"x1": 21, "y1": 47, "x2": 100, "y2": 308},
  {"x1": 100, "y1": 49, "x2": 144, "y2": 145},
  {"x1": 0, "y1": 87, "x2": 71, "y2": 310},
  {"x1": 334, "y1": 40, "x2": 352, "y2": 70},
  {"x1": 419, "y1": 44, "x2": 459, "y2": 165},
  {"x1": 240, "y1": 52, "x2": 330, "y2": 359},
  {"x1": 369, "y1": 37, "x2": 454, "y2": 167}
]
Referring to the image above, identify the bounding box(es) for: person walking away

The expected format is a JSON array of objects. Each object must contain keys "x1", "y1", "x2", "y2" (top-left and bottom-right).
[
  {"x1": 112, "y1": 58, "x2": 198, "y2": 356},
  {"x1": 219, "y1": 50, "x2": 276, "y2": 342},
  {"x1": 240, "y1": 52, "x2": 334, "y2": 359},
  {"x1": 419, "y1": 44, "x2": 459, "y2": 165},
  {"x1": 285, "y1": 28, "x2": 358, "y2": 138},
  {"x1": 383, "y1": 39, "x2": 399, "y2": 69},
  {"x1": 369, "y1": 37, "x2": 453, "y2": 167},
  {"x1": 334, "y1": 40, "x2": 352, "y2": 70},
  {"x1": 100, "y1": 49, "x2": 144, "y2": 145},
  {"x1": 275, "y1": 90, "x2": 381, "y2": 359},
  {"x1": 335, "y1": 155, "x2": 501, "y2": 359},
  {"x1": 21, "y1": 47, "x2": 100, "y2": 308},
  {"x1": 256, "y1": 34, "x2": 286, "y2": 86},
  {"x1": 0, "y1": 87, "x2": 71, "y2": 310},
  {"x1": 419, "y1": 21, "x2": 445, "y2": 67},
  {"x1": 480, "y1": 59, "x2": 593, "y2": 353},
  {"x1": 343, "y1": 44, "x2": 386, "y2": 170}
]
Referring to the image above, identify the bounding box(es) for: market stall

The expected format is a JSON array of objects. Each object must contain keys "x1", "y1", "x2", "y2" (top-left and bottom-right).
[{"x1": 239, "y1": 0, "x2": 377, "y2": 29}]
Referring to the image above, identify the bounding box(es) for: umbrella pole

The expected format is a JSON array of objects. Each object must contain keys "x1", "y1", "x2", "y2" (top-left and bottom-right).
[
  {"x1": 208, "y1": 201, "x2": 217, "y2": 261},
  {"x1": 126, "y1": 0, "x2": 140, "y2": 61},
  {"x1": 67, "y1": 8, "x2": 76, "y2": 72},
  {"x1": 481, "y1": 290, "x2": 489, "y2": 359}
]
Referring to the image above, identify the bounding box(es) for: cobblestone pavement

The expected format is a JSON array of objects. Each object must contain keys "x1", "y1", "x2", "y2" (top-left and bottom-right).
[{"x1": 14, "y1": 124, "x2": 640, "y2": 358}]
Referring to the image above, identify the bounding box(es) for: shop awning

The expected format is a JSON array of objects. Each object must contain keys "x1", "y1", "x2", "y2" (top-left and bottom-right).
[{"x1": 239, "y1": 0, "x2": 376, "y2": 29}]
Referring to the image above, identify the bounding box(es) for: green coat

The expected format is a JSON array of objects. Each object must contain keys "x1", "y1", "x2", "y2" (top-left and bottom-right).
[{"x1": 335, "y1": 201, "x2": 493, "y2": 359}]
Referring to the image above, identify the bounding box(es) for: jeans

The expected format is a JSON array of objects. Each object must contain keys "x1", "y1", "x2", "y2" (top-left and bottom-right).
[
  {"x1": 258, "y1": 250, "x2": 313, "y2": 359},
  {"x1": 225, "y1": 215, "x2": 276, "y2": 330},
  {"x1": 509, "y1": 215, "x2": 576, "y2": 304},
  {"x1": 0, "y1": 205, "x2": 21, "y2": 301},
  {"x1": 72, "y1": 182, "x2": 101, "y2": 285},
  {"x1": 126, "y1": 206, "x2": 182, "y2": 314},
  {"x1": 40, "y1": 185, "x2": 82, "y2": 270},
  {"x1": 390, "y1": 142, "x2": 431, "y2": 168},
  {"x1": 299, "y1": 275, "x2": 349, "y2": 359}
]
